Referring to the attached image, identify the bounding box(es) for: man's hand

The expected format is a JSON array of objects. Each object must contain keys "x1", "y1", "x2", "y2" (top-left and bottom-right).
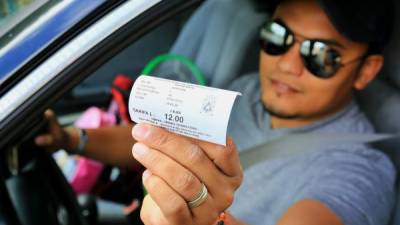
[
  {"x1": 131, "y1": 123, "x2": 243, "y2": 225},
  {"x1": 34, "y1": 109, "x2": 77, "y2": 153}
]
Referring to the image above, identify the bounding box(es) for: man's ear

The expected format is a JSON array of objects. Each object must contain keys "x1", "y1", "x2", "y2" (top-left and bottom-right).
[{"x1": 354, "y1": 55, "x2": 384, "y2": 90}]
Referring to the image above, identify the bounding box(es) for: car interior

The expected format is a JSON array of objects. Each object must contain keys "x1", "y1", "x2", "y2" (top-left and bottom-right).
[
  {"x1": 356, "y1": 0, "x2": 400, "y2": 221},
  {"x1": 2, "y1": 0, "x2": 400, "y2": 224},
  {"x1": 52, "y1": 1, "x2": 269, "y2": 224}
]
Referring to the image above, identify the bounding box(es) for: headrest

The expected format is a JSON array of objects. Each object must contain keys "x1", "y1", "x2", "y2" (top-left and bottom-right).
[
  {"x1": 380, "y1": 0, "x2": 400, "y2": 88},
  {"x1": 157, "y1": 0, "x2": 267, "y2": 88},
  {"x1": 357, "y1": 80, "x2": 400, "y2": 168},
  {"x1": 356, "y1": 0, "x2": 400, "y2": 168}
]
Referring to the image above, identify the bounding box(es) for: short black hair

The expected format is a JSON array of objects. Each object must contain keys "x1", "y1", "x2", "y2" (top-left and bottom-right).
[{"x1": 256, "y1": 0, "x2": 395, "y2": 54}]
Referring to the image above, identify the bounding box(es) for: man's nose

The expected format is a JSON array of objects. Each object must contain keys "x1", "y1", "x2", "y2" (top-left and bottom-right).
[{"x1": 277, "y1": 44, "x2": 304, "y2": 77}]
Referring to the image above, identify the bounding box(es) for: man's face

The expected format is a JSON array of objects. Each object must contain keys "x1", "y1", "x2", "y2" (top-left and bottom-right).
[{"x1": 259, "y1": 0, "x2": 368, "y2": 125}]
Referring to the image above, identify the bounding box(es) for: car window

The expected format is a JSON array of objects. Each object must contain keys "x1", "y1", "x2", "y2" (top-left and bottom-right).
[
  {"x1": 55, "y1": 7, "x2": 195, "y2": 122},
  {"x1": 0, "y1": 0, "x2": 163, "y2": 123},
  {"x1": 0, "y1": 2, "x2": 196, "y2": 224},
  {"x1": 0, "y1": 0, "x2": 106, "y2": 84},
  {"x1": 0, "y1": 0, "x2": 58, "y2": 47}
]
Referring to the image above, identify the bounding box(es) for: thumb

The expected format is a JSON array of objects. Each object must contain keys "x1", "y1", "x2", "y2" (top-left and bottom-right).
[
  {"x1": 45, "y1": 109, "x2": 58, "y2": 125},
  {"x1": 34, "y1": 134, "x2": 54, "y2": 146},
  {"x1": 44, "y1": 109, "x2": 63, "y2": 133}
]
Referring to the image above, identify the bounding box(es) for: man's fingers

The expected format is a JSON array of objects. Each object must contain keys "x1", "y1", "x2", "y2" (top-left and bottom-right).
[
  {"x1": 34, "y1": 135, "x2": 53, "y2": 146},
  {"x1": 133, "y1": 123, "x2": 242, "y2": 178},
  {"x1": 44, "y1": 109, "x2": 56, "y2": 121},
  {"x1": 132, "y1": 143, "x2": 206, "y2": 202},
  {"x1": 143, "y1": 170, "x2": 219, "y2": 225},
  {"x1": 132, "y1": 124, "x2": 223, "y2": 186},
  {"x1": 44, "y1": 109, "x2": 62, "y2": 132},
  {"x1": 141, "y1": 195, "x2": 166, "y2": 225},
  {"x1": 195, "y1": 137, "x2": 243, "y2": 178},
  {"x1": 142, "y1": 170, "x2": 192, "y2": 225}
]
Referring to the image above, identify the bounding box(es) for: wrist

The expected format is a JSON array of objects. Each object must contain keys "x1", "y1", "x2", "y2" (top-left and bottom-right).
[
  {"x1": 65, "y1": 127, "x2": 87, "y2": 154},
  {"x1": 76, "y1": 128, "x2": 88, "y2": 154}
]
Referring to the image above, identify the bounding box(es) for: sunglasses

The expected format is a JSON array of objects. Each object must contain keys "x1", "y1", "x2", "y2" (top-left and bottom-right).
[{"x1": 259, "y1": 20, "x2": 365, "y2": 78}]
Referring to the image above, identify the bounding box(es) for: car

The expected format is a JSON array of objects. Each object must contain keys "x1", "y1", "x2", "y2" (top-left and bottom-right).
[
  {"x1": 1, "y1": 0, "x2": 400, "y2": 225},
  {"x1": 0, "y1": 1, "x2": 204, "y2": 224}
]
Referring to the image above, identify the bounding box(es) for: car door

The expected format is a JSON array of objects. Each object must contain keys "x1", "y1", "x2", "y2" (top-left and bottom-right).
[{"x1": 0, "y1": 1, "x2": 202, "y2": 224}]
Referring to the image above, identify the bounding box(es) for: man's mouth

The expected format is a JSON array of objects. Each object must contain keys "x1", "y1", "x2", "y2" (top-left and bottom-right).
[{"x1": 270, "y1": 79, "x2": 301, "y2": 95}]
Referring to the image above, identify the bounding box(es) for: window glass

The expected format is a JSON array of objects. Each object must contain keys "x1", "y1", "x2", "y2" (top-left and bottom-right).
[{"x1": 0, "y1": 0, "x2": 58, "y2": 47}]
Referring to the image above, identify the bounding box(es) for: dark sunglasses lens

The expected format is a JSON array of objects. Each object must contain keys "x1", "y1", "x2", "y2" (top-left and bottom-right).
[
  {"x1": 260, "y1": 22, "x2": 289, "y2": 55},
  {"x1": 300, "y1": 41, "x2": 341, "y2": 78}
]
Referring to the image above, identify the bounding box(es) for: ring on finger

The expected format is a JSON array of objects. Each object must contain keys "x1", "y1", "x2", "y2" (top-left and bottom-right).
[{"x1": 187, "y1": 183, "x2": 208, "y2": 209}]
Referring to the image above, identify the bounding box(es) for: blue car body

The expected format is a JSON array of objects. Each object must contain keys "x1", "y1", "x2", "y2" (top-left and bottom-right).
[{"x1": 0, "y1": 0, "x2": 105, "y2": 82}]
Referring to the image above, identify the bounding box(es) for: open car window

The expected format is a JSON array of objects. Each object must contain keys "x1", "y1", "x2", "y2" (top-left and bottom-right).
[
  {"x1": 0, "y1": 0, "x2": 106, "y2": 85},
  {"x1": 0, "y1": 0, "x2": 50, "y2": 42},
  {"x1": 0, "y1": 1, "x2": 202, "y2": 224},
  {"x1": 0, "y1": 0, "x2": 163, "y2": 123}
]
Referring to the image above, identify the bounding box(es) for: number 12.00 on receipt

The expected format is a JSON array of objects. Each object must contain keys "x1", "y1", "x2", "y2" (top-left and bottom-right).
[{"x1": 128, "y1": 75, "x2": 241, "y2": 146}]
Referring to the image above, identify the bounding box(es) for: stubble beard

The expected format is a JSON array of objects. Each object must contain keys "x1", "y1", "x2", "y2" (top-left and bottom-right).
[
  {"x1": 261, "y1": 91, "x2": 301, "y2": 120},
  {"x1": 263, "y1": 102, "x2": 300, "y2": 120}
]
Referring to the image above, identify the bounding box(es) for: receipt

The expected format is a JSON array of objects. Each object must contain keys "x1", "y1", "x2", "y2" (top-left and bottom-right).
[{"x1": 128, "y1": 75, "x2": 241, "y2": 146}]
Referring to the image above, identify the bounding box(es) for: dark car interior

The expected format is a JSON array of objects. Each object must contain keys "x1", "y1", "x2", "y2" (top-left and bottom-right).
[
  {"x1": 0, "y1": 2, "x2": 202, "y2": 225},
  {"x1": 53, "y1": 1, "x2": 269, "y2": 224},
  {"x1": 2, "y1": 0, "x2": 400, "y2": 224},
  {"x1": 56, "y1": 0, "x2": 265, "y2": 223}
]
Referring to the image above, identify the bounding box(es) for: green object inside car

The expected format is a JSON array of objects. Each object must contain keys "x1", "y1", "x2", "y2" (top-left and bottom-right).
[
  {"x1": 141, "y1": 53, "x2": 206, "y2": 86},
  {"x1": 140, "y1": 54, "x2": 206, "y2": 196}
]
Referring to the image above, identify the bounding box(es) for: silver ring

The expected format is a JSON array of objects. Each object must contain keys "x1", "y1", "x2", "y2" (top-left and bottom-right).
[{"x1": 187, "y1": 183, "x2": 208, "y2": 209}]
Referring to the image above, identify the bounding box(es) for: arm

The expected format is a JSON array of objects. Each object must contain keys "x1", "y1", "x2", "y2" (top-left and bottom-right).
[
  {"x1": 276, "y1": 199, "x2": 343, "y2": 225},
  {"x1": 77, "y1": 125, "x2": 137, "y2": 167},
  {"x1": 35, "y1": 110, "x2": 138, "y2": 168},
  {"x1": 275, "y1": 148, "x2": 395, "y2": 225}
]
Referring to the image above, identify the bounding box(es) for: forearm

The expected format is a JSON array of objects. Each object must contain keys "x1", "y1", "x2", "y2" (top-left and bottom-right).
[{"x1": 68, "y1": 124, "x2": 138, "y2": 167}]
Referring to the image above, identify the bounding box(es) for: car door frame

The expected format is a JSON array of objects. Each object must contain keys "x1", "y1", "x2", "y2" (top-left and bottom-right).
[{"x1": 0, "y1": 0, "x2": 203, "y2": 224}]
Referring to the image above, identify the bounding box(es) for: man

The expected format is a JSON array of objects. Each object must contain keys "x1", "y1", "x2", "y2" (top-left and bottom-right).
[{"x1": 133, "y1": 0, "x2": 396, "y2": 225}]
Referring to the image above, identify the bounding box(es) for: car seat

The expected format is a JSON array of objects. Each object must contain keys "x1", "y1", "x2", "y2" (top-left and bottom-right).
[
  {"x1": 356, "y1": 1, "x2": 400, "y2": 224},
  {"x1": 154, "y1": 0, "x2": 267, "y2": 88},
  {"x1": 95, "y1": 0, "x2": 268, "y2": 224}
]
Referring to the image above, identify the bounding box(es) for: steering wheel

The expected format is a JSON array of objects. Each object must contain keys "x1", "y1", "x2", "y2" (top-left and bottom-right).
[{"x1": 0, "y1": 118, "x2": 88, "y2": 225}]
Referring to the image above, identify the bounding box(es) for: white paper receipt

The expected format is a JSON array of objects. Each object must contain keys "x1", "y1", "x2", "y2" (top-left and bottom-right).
[{"x1": 128, "y1": 75, "x2": 241, "y2": 146}]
